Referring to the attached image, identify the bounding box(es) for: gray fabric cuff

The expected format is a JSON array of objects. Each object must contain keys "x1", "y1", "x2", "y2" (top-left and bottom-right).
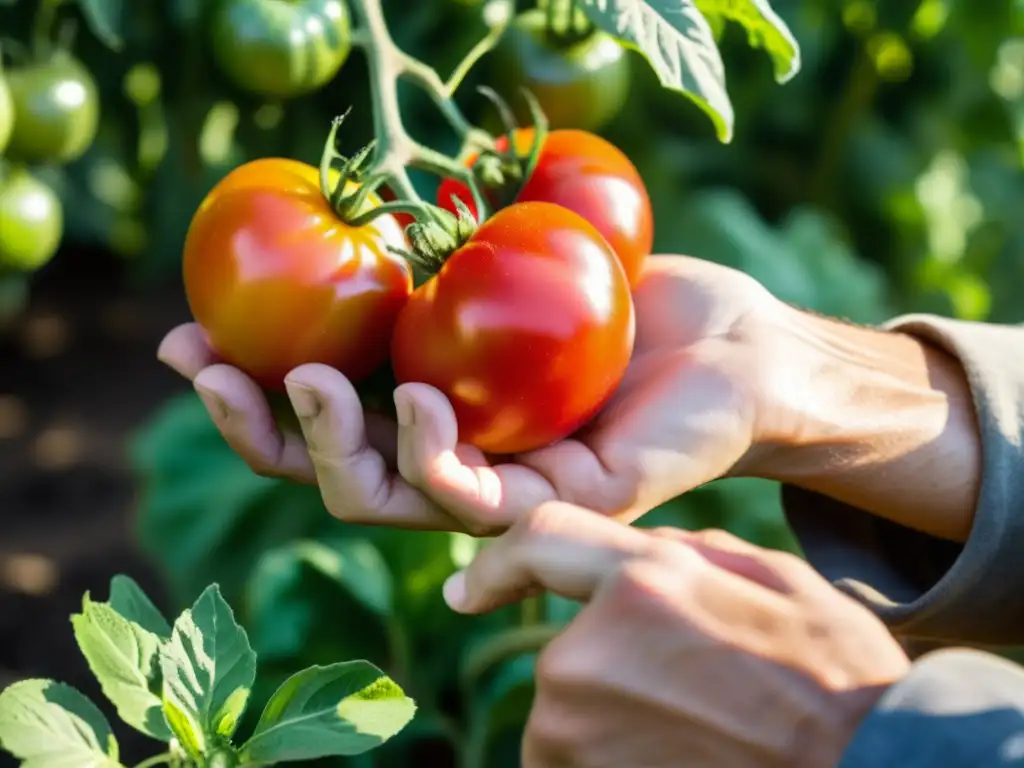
[
  {"x1": 839, "y1": 648, "x2": 1024, "y2": 767},
  {"x1": 782, "y1": 314, "x2": 1024, "y2": 643}
]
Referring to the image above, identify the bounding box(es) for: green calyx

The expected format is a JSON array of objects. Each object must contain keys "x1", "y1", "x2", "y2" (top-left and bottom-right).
[
  {"x1": 466, "y1": 85, "x2": 549, "y2": 210},
  {"x1": 541, "y1": 0, "x2": 594, "y2": 47},
  {"x1": 318, "y1": 110, "x2": 391, "y2": 224},
  {"x1": 390, "y1": 197, "x2": 478, "y2": 273}
]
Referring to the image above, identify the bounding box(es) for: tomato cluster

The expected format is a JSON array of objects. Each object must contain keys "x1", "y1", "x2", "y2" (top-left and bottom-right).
[{"x1": 184, "y1": 123, "x2": 651, "y2": 454}]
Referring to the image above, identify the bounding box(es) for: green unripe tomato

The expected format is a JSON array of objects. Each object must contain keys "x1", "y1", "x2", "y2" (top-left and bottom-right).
[
  {"x1": 0, "y1": 168, "x2": 63, "y2": 273},
  {"x1": 210, "y1": 0, "x2": 352, "y2": 99},
  {"x1": 0, "y1": 71, "x2": 13, "y2": 155},
  {"x1": 491, "y1": 9, "x2": 631, "y2": 133},
  {"x1": 6, "y1": 54, "x2": 100, "y2": 164}
]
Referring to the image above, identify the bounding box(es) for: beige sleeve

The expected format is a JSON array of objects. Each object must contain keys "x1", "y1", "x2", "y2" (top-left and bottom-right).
[{"x1": 782, "y1": 314, "x2": 1024, "y2": 644}]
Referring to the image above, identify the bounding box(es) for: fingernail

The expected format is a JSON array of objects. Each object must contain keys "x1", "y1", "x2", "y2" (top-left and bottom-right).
[
  {"x1": 195, "y1": 385, "x2": 227, "y2": 421},
  {"x1": 394, "y1": 392, "x2": 415, "y2": 428},
  {"x1": 155, "y1": 337, "x2": 172, "y2": 365},
  {"x1": 443, "y1": 571, "x2": 468, "y2": 611},
  {"x1": 285, "y1": 381, "x2": 321, "y2": 420},
  {"x1": 156, "y1": 338, "x2": 184, "y2": 376}
]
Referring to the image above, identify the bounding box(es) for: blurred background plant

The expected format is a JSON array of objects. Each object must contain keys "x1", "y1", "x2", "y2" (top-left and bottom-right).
[{"x1": 0, "y1": 0, "x2": 1022, "y2": 766}]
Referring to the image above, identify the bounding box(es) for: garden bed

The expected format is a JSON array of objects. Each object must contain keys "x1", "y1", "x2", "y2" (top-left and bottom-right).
[{"x1": 0, "y1": 250, "x2": 188, "y2": 766}]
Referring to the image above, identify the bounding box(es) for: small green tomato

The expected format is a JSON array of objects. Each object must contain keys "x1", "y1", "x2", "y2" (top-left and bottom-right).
[
  {"x1": 210, "y1": 0, "x2": 352, "y2": 98},
  {"x1": 0, "y1": 168, "x2": 63, "y2": 273},
  {"x1": 5, "y1": 54, "x2": 100, "y2": 164}
]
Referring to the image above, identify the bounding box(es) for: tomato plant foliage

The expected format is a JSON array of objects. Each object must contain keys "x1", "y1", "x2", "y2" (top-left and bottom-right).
[{"x1": 0, "y1": 576, "x2": 415, "y2": 767}]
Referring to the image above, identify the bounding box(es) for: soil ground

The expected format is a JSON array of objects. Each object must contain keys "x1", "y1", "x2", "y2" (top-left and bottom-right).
[{"x1": 0, "y1": 248, "x2": 192, "y2": 766}]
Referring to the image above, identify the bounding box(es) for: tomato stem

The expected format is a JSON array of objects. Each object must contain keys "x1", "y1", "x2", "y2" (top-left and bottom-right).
[
  {"x1": 385, "y1": 197, "x2": 478, "y2": 275},
  {"x1": 463, "y1": 87, "x2": 549, "y2": 211},
  {"x1": 540, "y1": 0, "x2": 593, "y2": 47},
  {"x1": 31, "y1": 0, "x2": 64, "y2": 60},
  {"x1": 343, "y1": 0, "x2": 502, "y2": 220}
]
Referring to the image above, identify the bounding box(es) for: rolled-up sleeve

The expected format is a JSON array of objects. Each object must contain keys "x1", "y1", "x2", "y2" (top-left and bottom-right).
[
  {"x1": 782, "y1": 314, "x2": 1024, "y2": 644},
  {"x1": 839, "y1": 648, "x2": 1024, "y2": 767}
]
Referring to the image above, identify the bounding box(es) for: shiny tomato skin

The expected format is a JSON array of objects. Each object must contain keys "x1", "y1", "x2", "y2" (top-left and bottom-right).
[
  {"x1": 391, "y1": 201, "x2": 635, "y2": 455},
  {"x1": 183, "y1": 157, "x2": 412, "y2": 392},
  {"x1": 438, "y1": 128, "x2": 652, "y2": 286}
]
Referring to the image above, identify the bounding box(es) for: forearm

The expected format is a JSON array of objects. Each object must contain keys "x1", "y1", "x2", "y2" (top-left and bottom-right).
[{"x1": 751, "y1": 304, "x2": 982, "y2": 543}]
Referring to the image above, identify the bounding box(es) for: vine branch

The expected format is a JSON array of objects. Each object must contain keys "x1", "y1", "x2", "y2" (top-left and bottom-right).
[{"x1": 345, "y1": 0, "x2": 500, "y2": 219}]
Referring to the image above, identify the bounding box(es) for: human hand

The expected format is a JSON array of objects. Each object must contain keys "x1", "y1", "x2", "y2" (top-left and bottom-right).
[
  {"x1": 442, "y1": 501, "x2": 910, "y2": 767},
  {"x1": 158, "y1": 250, "x2": 980, "y2": 539},
  {"x1": 157, "y1": 255, "x2": 783, "y2": 533}
]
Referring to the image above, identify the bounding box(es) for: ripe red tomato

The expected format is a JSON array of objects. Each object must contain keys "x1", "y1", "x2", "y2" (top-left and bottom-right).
[
  {"x1": 436, "y1": 128, "x2": 652, "y2": 286},
  {"x1": 183, "y1": 157, "x2": 411, "y2": 391},
  {"x1": 391, "y1": 201, "x2": 635, "y2": 455}
]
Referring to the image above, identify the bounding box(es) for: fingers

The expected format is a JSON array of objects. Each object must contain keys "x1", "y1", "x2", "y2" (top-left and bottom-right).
[
  {"x1": 157, "y1": 323, "x2": 220, "y2": 380},
  {"x1": 158, "y1": 323, "x2": 314, "y2": 480},
  {"x1": 394, "y1": 383, "x2": 559, "y2": 534},
  {"x1": 285, "y1": 365, "x2": 459, "y2": 531},
  {"x1": 194, "y1": 365, "x2": 316, "y2": 482},
  {"x1": 159, "y1": 323, "x2": 398, "y2": 481},
  {"x1": 442, "y1": 501, "x2": 658, "y2": 614}
]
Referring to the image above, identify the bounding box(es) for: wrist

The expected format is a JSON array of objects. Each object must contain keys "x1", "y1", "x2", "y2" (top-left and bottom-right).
[{"x1": 746, "y1": 303, "x2": 981, "y2": 542}]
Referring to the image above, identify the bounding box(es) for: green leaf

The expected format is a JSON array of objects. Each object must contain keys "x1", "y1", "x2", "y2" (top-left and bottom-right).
[
  {"x1": 0, "y1": 679, "x2": 121, "y2": 768},
  {"x1": 246, "y1": 539, "x2": 393, "y2": 664},
  {"x1": 159, "y1": 584, "x2": 257, "y2": 760},
  {"x1": 77, "y1": 0, "x2": 124, "y2": 50},
  {"x1": 108, "y1": 575, "x2": 172, "y2": 639},
  {"x1": 464, "y1": 655, "x2": 537, "y2": 766},
  {"x1": 694, "y1": 0, "x2": 801, "y2": 83},
  {"x1": 658, "y1": 188, "x2": 890, "y2": 324},
  {"x1": 579, "y1": 0, "x2": 734, "y2": 141},
  {"x1": 131, "y1": 393, "x2": 327, "y2": 607},
  {"x1": 71, "y1": 596, "x2": 172, "y2": 741},
  {"x1": 261, "y1": 539, "x2": 392, "y2": 617},
  {"x1": 239, "y1": 662, "x2": 416, "y2": 764}
]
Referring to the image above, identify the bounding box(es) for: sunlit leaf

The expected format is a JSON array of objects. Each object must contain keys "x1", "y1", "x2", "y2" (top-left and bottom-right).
[
  {"x1": 0, "y1": 680, "x2": 120, "y2": 768},
  {"x1": 579, "y1": 0, "x2": 734, "y2": 141}
]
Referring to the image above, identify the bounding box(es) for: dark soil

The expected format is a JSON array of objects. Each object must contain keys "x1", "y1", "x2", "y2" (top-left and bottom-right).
[{"x1": 0, "y1": 249, "x2": 192, "y2": 766}]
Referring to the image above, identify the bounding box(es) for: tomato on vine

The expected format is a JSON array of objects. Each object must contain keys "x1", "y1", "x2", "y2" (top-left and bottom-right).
[
  {"x1": 5, "y1": 53, "x2": 99, "y2": 164},
  {"x1": 437, "y1": 128, "x2": 653, "y2": 286},
  {"x1": 0, "y1": 168, "x2": 63, "y2": 273},
  {"x1": 210, "y1": 0, "x2": 353, "y2": 99},
  {"x1": 183, "y1": 157, "x2": 412, "y2": 392},
  {"x1": 489, "y1": 9, "x2": 630, "y2": 133},
  {"x1": 391, "y1": 201, "x2": 635, "y2": 456}
]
